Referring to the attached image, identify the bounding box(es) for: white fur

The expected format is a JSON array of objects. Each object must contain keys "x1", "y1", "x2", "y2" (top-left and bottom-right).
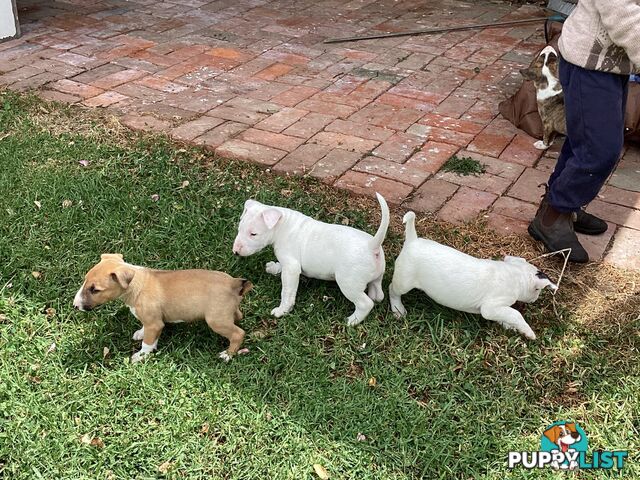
[
  {"x1": 535, "y1": 67, "x2": 561, "y2": 101},
  {"x1": 533, "y1": 140, "x2": 550, "y2": 150},
  {"x1": 233, "y1": 193, "x2": 390, "y2": 325},
  {"x1": 132, "y1": 326, "x2": 144, "y2": 341},
  {"x1": 219, "y1": 351, "x2": 232, "y2": 362},
  {"x1": 131, "y1": 340, "x2": 157, "y2": 363},
  {"x1": 536, "y1": 46, "x2": 562, "y2": 102},
  {"x1": 539, "y1": 45, "x2": 556, "y2": 57},
  {"x1": 265, "y1": 261, "x2": 282, "y2": 275},
  {"x1": 389, "y1": 212, "x2": 557, "y2": 340},
  {"x1": 73, "y1": 283, "x2": 85, "y2": 311}
]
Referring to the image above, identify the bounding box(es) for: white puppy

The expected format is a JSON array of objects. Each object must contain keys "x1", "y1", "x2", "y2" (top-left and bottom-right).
[
  {"x1": 233, "y1": 193, "x2": 390, "y2": 326},
  {"x1": 389, "y1": 212, "x2": 557, "y2": 339}
]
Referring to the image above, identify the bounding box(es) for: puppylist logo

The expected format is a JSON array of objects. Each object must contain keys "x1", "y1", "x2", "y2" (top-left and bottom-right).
[{"x1": 508, "y1": 421, "x2": 628, "y2": 471}]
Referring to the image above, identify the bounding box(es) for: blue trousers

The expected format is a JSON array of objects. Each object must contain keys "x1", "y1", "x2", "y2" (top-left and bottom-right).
[{"x1": 548, "y1": 57, "x2": 629, "y2": 212}]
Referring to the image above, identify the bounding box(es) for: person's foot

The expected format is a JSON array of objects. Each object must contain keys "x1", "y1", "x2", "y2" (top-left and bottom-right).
[
  {"x1": 574, "y1": 209, "x2": 607, "y2": 235},
  {"x1": 528, "y1": 196, "x2": 589, "y2": 263}
]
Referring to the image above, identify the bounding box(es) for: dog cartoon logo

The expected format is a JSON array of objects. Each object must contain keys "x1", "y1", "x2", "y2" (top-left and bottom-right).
[
  {"x1": 540, "y1": 421, "x2": 588, "y2": 470},
  {"x1": 508, "y1": 420, "x2": 627, "y2": 470}
]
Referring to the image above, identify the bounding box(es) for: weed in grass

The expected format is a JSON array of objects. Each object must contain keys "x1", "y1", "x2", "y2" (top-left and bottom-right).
[
  {"x1": 441, "y1": 155, "x2": 486, "y2": 176},
  {"x1": 0, "y1": 90, "x2": 638, "y2": 479}
]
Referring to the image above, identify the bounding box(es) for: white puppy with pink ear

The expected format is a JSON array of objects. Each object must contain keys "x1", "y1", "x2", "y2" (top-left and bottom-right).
[
  {"x1": 233, "y1": 193, "x2": 390, "y2": 326},
  {"x1": 389, "y1": 212, "x2": 557, "y2": 340}
]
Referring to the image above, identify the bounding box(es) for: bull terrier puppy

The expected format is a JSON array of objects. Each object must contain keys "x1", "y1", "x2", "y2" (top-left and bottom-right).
[
  {"x1": 73, "y1": 254, "x2": 252, "y2": 363},
  {"x1": 389, "y1": 212, "x2": 557, "y2": 340},
  {"x1": 520, "y1": 45, "x2": 566, "y2": 150},
  {"x1": 232, "y1": 193, "x2": 390, "y2": 326}
]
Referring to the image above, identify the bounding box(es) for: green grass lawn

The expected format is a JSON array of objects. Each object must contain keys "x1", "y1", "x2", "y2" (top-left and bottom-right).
[{"x1": 0, "y1": 91, "x2": 638, "y2": 479}]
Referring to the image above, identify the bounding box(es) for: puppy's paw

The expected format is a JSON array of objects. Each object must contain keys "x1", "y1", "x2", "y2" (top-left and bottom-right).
[
  {"x1": 131, "y1": 350, "x2": 152, "y2": 363},
  {"x1": 391, "y1": 305, "x2": 407, "y2": 318},
  {"x1": 132, "y1": 327, "x2": 144, "y2": 341},
  {"x1": 367, "y1": 288, "x2": 384, "y2": 303},
  {"x1": 218, "y1": 350, "x2": 233, "y2": 362},
  {"x1": 271, "y1": 306, "x2": 289, "y2": 318},
  {"x1": 265, "y1": 261, "x2": 282, "y2": 275},
  {"x1": 533, "y1": 140, "x2": 549, "y2": 150},
  {"x1": 347, "y1": 314, "x2": 364, "y2": 327},
  {"x1": 522, "y1": 328, "x2": 537, "y2": 340}
]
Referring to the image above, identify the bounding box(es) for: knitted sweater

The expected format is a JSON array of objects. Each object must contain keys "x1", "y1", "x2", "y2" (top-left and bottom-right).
[{"x1": 558, "y1": 0, "x2": 640, "y2": 75}]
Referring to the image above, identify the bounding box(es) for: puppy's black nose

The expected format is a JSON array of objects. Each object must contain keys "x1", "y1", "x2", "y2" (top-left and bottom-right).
[{"x1": 233, "y1": 251, "x2": 239, "y2": 256}]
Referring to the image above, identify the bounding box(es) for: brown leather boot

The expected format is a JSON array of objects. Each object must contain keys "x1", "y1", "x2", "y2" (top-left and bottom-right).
[{"x1": 528, "y1": 195, "x2": 589, "y2": 263}]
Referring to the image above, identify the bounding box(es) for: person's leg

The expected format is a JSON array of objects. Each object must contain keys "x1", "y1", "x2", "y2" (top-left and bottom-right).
[
  {"x1": 544, "y1": 104, "x2": 607, "y2": 235},
  {"x1": 547, "y1": 133, "x2": 572, "y2": 188},
  {"x1": 546, "y1": 57, "x2": 576, "y2": 188},
  {"x1": 547, "y1": 131, "x2": 609, "y2": 235},
  {"x1": 529, "y1": 58, "x2": 628, "y2": 262},
  {"x1": 548, "y1": 60, "x2": 628, "y2": 211}
]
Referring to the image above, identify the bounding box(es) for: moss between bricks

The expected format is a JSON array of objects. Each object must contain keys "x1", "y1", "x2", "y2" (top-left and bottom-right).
[{"x1": 441, "y1": 155, "x2": 487, "y2": 176}]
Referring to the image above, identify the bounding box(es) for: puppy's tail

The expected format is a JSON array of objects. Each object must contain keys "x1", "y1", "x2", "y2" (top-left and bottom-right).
[
  {"x1": 369, "y1": 193, "x2": 390, "y2": 250},
  {"x1": 237, "y1": 278, "x2": 253, "y2": 297},
  {"x1": 403, "y1": 211, "x2": 418, "y2": 243}
]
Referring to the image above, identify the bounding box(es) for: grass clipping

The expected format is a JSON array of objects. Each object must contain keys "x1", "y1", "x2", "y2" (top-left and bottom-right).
[{"x1": 560, "y1": 263, "x2": 640, "y2": 329}]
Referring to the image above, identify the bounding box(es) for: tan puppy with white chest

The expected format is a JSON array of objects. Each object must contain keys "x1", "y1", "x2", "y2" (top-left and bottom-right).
[{"x1": 73, "y1": 254, "x2": 252, "y2": 363}]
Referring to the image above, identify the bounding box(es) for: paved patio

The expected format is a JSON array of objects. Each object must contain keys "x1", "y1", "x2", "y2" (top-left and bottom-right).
[{"x1": 1, "y1": 0, "x2": 639, "y2": 269}]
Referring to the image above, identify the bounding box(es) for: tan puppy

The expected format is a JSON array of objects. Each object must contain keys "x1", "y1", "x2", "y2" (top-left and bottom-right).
[{"x1": 73, "y1": 254, "x2": 252, "y2": 363}]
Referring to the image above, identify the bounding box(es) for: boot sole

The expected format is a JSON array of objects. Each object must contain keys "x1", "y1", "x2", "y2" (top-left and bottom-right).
[
  {"x1": 527, "y1": 223, "x2": 589, "y2": 263},
  {"x1": 574, "y1": 225, "x2": 607, "y2": 236}
]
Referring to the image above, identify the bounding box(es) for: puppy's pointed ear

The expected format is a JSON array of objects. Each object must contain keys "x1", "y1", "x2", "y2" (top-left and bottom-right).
[
  {"x1": 242, "y1": 199, "x2": 260, "y2": 219},
  {"x1": 520, "y1": 68, "x2": 537, "y2": 81},
  {"x1": 262, "y1": 208, "x2": 282, "y2": 229},
  {"x1": 101, "y1": 253, "x2": 124, "y2": 261},
  {"x1": 111, "y1": 267, "x2": 135, "y2": 289}
]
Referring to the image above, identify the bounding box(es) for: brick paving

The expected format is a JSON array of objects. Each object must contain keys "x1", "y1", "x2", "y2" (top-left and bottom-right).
[{"x1": 1, "y1": 0, "x2": 639, "y2": 268}]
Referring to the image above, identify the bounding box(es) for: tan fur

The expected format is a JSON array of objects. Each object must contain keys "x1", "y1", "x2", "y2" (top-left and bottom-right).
[{"x1": 75, "y1": 254, "x2": 251, "y2": 360}]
